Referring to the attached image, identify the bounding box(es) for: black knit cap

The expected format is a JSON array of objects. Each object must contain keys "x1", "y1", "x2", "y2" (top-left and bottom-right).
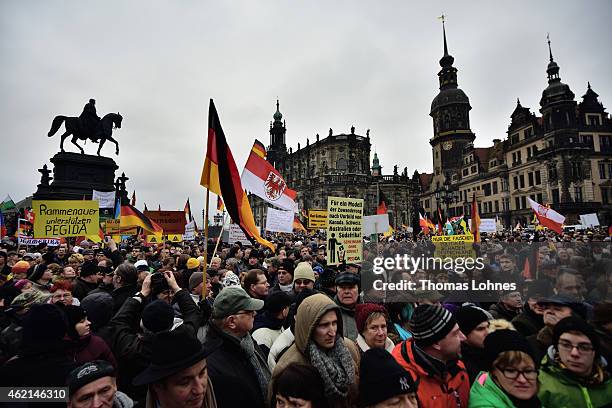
[
  {"x1": 553, "y1": 315, "x2": 600, "y2": 357},
  {"x1": 410, "y1": 304, "x2": 456, "y2": 347},
  {"x1": 80, "y1": 260, "x2": 100, "y2": 278},
  {"x1": 454, "y1": 305, "x2": 489, "y2": 336},
  {"x1": 278, "y1": 259, "x2": 295, "y2": 275},
  {"x1": 142, "y1": 300, "x2": 175, "y2": 333},
  {"x1": 484, "y1": 329, "x2": 537, "y2": 367},
  {"x1": 264, "y1": 291, "x2": 293, "y2": 314},
  {"x1": 359, "y1": 348, "x2": 417, "y2": 406},
  {"x1": 67, "y1": 360, "x2": 115, "y2": 397}
]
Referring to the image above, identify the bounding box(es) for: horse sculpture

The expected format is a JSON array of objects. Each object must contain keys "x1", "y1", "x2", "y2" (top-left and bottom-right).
[{"x1": 47, "y1": 112, "x2": 123, "y2": 156}]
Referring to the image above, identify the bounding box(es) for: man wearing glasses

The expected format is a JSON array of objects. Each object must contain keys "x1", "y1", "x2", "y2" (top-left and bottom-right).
[
  {"x1": 203, "y1": 286, "x2": 270, "y2": 408},
  {"x1": 538, "y1": 316, "x2": 612, "y2": 407}
]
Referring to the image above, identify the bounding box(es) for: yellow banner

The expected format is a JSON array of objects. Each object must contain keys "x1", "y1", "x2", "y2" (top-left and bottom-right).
[
  {"x1": 145, "y1": 233, "x2": 163, "y2": 244},
  {"x1": 432, "y1": 234, "x2": 475, "y2": 259},
  {"x1": 105, "y1": 219, "x2": 137, "y2": 235},
  {"x1": 167, "y1": 234, "x2": 183, "y2": 243},
  {"x1": 432, "y1": 235, "x2": 474, "y2": 243},
  {"x1": 32, "y1": 200, "x2": 99, "y2": 238},
  {"x1": 326, "y1": 197, "x2": 363, "y2": 266},
  {"x1": 308, "y1": 209, "x2": 328, "y2": 229}
]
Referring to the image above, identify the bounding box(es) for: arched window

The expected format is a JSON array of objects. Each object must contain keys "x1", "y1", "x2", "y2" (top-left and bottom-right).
[{"x1": 336, "y1": 157, "x2": 347, "y2": 171}]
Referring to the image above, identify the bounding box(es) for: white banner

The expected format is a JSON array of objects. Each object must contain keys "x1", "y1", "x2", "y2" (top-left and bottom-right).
[
  {"x1": 479, "y1": 218, "x2": 497, "y2": 233},
  {"x1": 363, "y1": 214, "x2": 390, "y2": 235},
  {"x1": 19, "y1": 238, "x2": 60, "y2": 246},
  {"x1": 580, "y1": 213, "x2": 599, "y2": 227},
  {"x1": 265, "y1": 207, "x2": 294, "y2": 233},
  {"x1": 183, "y1": 220, "x2": 196, "y2": 241},
  {"x1": 92, "y1": 190, "x2": 116, "y2": 208},
  {"x1": 228, "y1": 224, "x2": 253, "y2": 246}
]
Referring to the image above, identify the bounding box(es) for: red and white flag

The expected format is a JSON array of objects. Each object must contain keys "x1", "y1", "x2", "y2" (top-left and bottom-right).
[
  {"x1": 527, "y1": 198, "x2": 565, "y2": 233},
  {"x1": 241, "y1": 140, "x2": 297, "y2": 211}
]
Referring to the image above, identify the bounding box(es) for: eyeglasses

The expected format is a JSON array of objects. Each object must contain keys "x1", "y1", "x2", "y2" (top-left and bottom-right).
[
  {"x1": 495, "y1": 366, "x2": 538, "y2": 380},
  {"x1": 558, "y1": 339, "x2": 594, "y2": 353}
]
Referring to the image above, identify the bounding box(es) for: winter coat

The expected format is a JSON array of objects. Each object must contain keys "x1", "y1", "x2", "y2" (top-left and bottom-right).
[
  {"x1": 252, "y1": 311, "x2": 285, "y2": 357},
  {"x1": 538, "y1": 348, "x2": 612, "y2": 408},
  {"x1": 334, "y1": 296, "x2": 358, "y2": 341},
  {"x1": 202, "y1": 321, "x2": 269, "y2": 408},
  {"x1": 489, "y1": 302, "x2": 522, "y2": 322},
  {"x1": 461, "y1": 343, "x2": 490, "y2": 384},
  {"x1": 72, "y1": 277, "x2": 99, "y2": 301},
  {"x1": 111, "y1": 283, "x2": 138, "y2": 314},
  {"x1": 355, "y1": 333, "x2": 394, "y2": 354},
  {"x1": 110, "y1": 288, "x2": 199, "y2": 403},
  {"x1": 64, "y1": 333, "x2": 117, "y2": 368},
  {"x1": 511, "y1": 306, "x2": 544, "y2": 338},
  {"x1": 112, "y1": 391, "x2": 134, "y2": 408},
  {"x1": 469, "y1": 371, "x2": 543, "y2": 408},
  {"x1": 0, "y1": 318, "x2": 23, "y2": 363},
  {"x1": 272, "y1": 294, "x2": 361, "y2": 408},
  {"x1": 267, "y1": 326, "x2": 294, "y2": 372},
  {"x1": 527, "y1": 326, "x2": 553, "y2": 364},
  {"x1": 392, "y1": 338, "x2": 470, "y2": 408}
]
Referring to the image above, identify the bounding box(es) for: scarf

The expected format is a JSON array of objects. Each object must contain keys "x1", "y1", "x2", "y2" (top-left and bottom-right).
[
  {"x1": 239, "y1": 332, "x2": 271, "y2": 399},
  {"x1": 278, "y1": 283, "x2": 293, "y2": 293},
  {"x1": 307, "y1": 338, "x2": 355, "y2": 399}
]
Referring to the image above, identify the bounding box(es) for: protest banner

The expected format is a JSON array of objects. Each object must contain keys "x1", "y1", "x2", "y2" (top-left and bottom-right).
[
  {"x1": 143, "y1": 210, "x2": 186, "y2": 234},
  {"x1": 32, "y1": 200, "x2": 99, "y2": 238},
  {"x1": 363, "y1": 214, "x2": 390, "y2": 235},
  {"x1": 580, "y1": 213, "x2": 599, "y2": 227},
  {"x1": 92, "y1": 190, "x2": 116, "y2": 208},
  {"x1": 183, "y1": 221, "x2": 196, "y2": 241},
  {"x1": 479, "y1": 218, "x2": 496, "y2": 233},
  {"x1": 105, "y1": 219, "x2": 137, "y2": 236},
  {"x1": 308, "y1": 209, "x2": 328, "y2": 229},
  {"x1": 326, "y1": 197, "x2": 363, "y2": 265},
  {"x1": 19, "y1": 238, "x2": 61, "y2": 246},
  {"x1": 167, "y1": 234, "x2": 183, "y2": 243},
  {"x1": 432, "y1": 234, "x2": 476, "y2": 260},
  {"x1": 145, "y1": 233, "x2": 163, "y2": 244},
  {"x1": 228, "y1": 223, "x2": 253, "y2": 246},
  {"x1": 265, "y1": 207, "x2": 294, "y2": 233}
]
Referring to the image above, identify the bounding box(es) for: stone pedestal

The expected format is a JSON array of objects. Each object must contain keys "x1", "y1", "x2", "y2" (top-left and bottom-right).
[{"x1": 33, "y1": 152, "x2": 118, "y2": 200}]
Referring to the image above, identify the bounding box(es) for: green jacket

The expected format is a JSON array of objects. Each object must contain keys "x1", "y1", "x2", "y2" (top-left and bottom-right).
[
  {"x1": 469, "y1": 371, "x2": 540, "y2": 408},
  {"x1": 538, "y1": 352, "x2": 612, "y2": 408}
]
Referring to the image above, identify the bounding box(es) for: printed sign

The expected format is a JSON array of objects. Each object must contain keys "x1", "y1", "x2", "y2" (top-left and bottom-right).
[
  {"x1": 92, "y1": 190, "x2": 116, "y2": 208},
  {"x1": 143, "y1": 210, "x2": 187, "y2": 234},
  {"x1": 228, "y1": 224, "x2": 252, "y2": 246},
  {"x1": 32, "y1": 200, "x2": 99, "y2": 238},
  {"x1": 105, "y1": 219, "x2": 137, "y2": 235},
  {"x1": 167, "y1": 234, "x2": 183, "y2": 243},
  {"x1": 479, "y1": 218, "x2": 497, "y2": 233},
  {"x1": 183, "y1": 221, "x2": 196, "y2": 241},
  {"x1": 308, "y1": 209, "x2": 328, "y2": 229},
  {"x1": 432, "y1": 234, "x2": 476, "y2": 260},
  {"x1": 145, "y1": 233, "x2": 163, "y2": 244},
  {"x1": 265, "y1": 207, "x2": 294, "y2": 233},
  {"x1": 326, "y1": 197, "x2": 363, "y2": 265}
]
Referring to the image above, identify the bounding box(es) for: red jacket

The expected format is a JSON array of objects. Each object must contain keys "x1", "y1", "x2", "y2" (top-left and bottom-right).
[{"x1": 391, "y1": 338, "x2": 470, "y2": 408}]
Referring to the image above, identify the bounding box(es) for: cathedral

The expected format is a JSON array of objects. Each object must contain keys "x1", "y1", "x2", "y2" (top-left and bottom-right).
[{"x1": 251, "y1": 23, "x2": 612, "y2": 231}]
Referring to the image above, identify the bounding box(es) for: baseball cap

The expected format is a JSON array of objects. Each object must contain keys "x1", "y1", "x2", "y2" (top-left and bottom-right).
[{"x1": 212, "y1": 286, "x2": 264, "y2": 319}]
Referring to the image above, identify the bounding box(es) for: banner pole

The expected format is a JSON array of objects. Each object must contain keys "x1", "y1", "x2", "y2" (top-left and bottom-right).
[{"x1": 202, "y1": 189, "x2": 210, "y2": 298}]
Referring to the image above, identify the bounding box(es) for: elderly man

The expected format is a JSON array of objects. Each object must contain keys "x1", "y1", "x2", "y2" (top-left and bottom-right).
[
  {"x1": 203, "y1": 286, "x2": 269, "y2": 408},
  {"x1": 67, "y1": 360, "x2": 133, "y2": 408},
  {"x1": 334, "y1": 271, "x2": 360, "y2": 340},
  {"x1": 133, "y1": 326, "x2": 217, "y2": 408}
]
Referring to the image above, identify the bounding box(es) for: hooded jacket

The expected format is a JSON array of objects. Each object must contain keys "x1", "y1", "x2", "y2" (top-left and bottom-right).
[
  {"x1": 391, "y1": 338, "x2": 470, "y2": 408},
  {"x1": 469, "y1": 371, "x2": 542, "y2": 408},
  {"x1": 538, "y1": 347, "x2": 612, "y2": 408},
  {"x1": 271, "y1": 293, "x2": 360, "y2": 408}
]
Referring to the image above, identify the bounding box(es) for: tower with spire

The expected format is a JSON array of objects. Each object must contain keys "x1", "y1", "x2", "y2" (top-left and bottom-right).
[
  {"x1": 371, "y1": 151, "x2": 382, "y2": 176},
  {"x1": 267, "y1": 99, "x2": 287, "y2": 168},
  {"x1": 429, "y1": 18, "x2": 475, "y2": 184}
]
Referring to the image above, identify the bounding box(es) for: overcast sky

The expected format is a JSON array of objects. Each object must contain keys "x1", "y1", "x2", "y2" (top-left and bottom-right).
[{"x1": 1, "y1": 0, "x2": 611, "y2": 222}]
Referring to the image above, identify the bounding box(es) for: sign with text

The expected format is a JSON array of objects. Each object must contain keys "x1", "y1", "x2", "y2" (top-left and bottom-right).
[
  {"x1": 326, "y1": 197, "x2": 363, "y2": 265},
  {"x1": 104, "y1": 219, "x2": 137, "y2": 235},
  {"x1": 308, "y1": 209, "x2": 328, "y2": 229},
  {"x1": 432, "y1": 234, "x2": 476, "y2": 260},
  {"x1": 265, "y1": 207, "x2": 294, "y2": 233},
  {"x1": 143, "y1": 210, "x2": 186, "y2": 234},
  {"x1": 92, "y1": 190, "x2": 116, "y2": 208},
  {"x1": 228, "y1": 223, "x2": 253, "y2": 246},
  {"x1": 479, "y1": 218, "x2": 497, "y2": 233},
  {"x1": 32, "y1": 200, "x2": 99, "y2": 238},
  {"x1": 183, "y1": 221, "x2": 196, "y2": 241}
]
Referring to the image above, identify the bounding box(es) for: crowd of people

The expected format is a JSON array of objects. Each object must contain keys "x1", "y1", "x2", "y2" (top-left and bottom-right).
[{"x1": 0, "y1": 226, "x2": 610, "y2": 407}]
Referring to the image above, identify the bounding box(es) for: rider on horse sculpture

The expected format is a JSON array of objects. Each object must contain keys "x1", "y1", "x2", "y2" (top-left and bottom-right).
[{"x1": 79, "y1": 98, "x2": 101, "y2": 142}]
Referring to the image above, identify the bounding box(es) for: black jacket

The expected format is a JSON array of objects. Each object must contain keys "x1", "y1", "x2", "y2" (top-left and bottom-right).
[
  {"x1": 72, "y1": 277, "x2": 99, "y2": 301},
  {"x1": 511, "y1": 304, "x2": 544, "y2": 337},
  {"x1": 460, "y1": 342, "x2": 489, "y2": 383},
  {"x1": 203, "y1": 322, "x2": 268, "y2": 408},
  {"x1": 111, "y1": 284, "x2": 138, "y2": 315}
]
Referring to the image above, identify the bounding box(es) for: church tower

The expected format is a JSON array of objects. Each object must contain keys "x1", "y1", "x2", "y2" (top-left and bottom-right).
[
  {"x1": 267, "y1": 99, "x2": 287, "y2": 168},
  {"x1": 429, "y1": 19, "x2": 475, "y2": 184}
]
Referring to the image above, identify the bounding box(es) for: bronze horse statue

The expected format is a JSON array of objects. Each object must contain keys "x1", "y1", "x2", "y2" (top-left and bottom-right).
[{"x1": 47, "y1": 112, "x2": 123, "y2": 156}]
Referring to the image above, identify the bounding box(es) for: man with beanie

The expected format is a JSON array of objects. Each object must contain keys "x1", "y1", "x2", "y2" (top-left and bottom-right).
[
  {"x1": 391, "y1": 304, "x2": 470, "y2": 408},
  {"x1": 335, "y1": 271, "x2": 360, "y2": 341},
  {"x1": 202, "y1": 286, "x2": 270, "y2": 408},
  {"x1": 315, "y1": 267, "x2": 337, "y2": 298},
  {"x1": 0, "y1": 304, "x2": 76, "y2": 387},
  {"x1": 292, "y1": 261, "x2": 315, "y2": 294},
  {"x1": 360, "y1": 348, "x2": 418, "y2": 408},
  {"x1": 252, "y1": 291, "x2": 293, "y2": 357},
  {"x1": 110, "y1": 271, "x2": 200, "y2": 402},
  {"x1": 538, "y1": 316, "x2": 612, "y2": 407},
  {"x1": 455, "y1": 305, "x2": 491, "y2": 383},
  {"x1": 269, "y1": 259, "x2": 295, "y2": 296},
  {"x1": 72, "y1": 260, "x2": 101, "y2": 301},
  {"x1": 67, "y1": 360, "x2": 133, "y2": 408}
]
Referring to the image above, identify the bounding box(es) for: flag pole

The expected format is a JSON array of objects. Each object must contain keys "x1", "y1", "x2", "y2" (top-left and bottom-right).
[{"x1": 202, "y1": 189, "x2": 210, "y2": 298}]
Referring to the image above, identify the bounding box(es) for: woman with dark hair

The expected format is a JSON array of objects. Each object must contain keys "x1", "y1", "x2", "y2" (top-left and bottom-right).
[{"x1": 272, "y1": 363, "x2": 329, "y2": 408}]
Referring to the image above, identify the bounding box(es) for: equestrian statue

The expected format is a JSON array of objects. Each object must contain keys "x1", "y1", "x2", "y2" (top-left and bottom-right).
[{"x1": 47, "y1": 99, "x2": 123, "y2": 156}]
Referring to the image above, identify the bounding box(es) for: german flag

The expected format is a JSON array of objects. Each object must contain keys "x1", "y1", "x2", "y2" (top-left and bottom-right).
[
  {"x1": 120, "y1": 204, "x2": 163, "y2": 233},
  {"x1": 293, "y1": 216, "x2": 306, "y2": 232},
  {"x1": 470, "y1": 193, "x2": 481, "y2": 242},
  {"x1": 216, "y1": 195, "x2": 224, "y2": 212},
  {"x1": 201, "y1": 100, "x2": 274, "y2": 251},
  {"x1": 376, "y1": 189, "x2": 388, "y2": 215}
]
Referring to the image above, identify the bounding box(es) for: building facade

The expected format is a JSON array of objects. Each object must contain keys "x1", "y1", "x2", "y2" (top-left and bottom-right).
[
  {"x1": 250, "y1": 101, "x2": 418, "y2": 229},
  {"x1": 417, "y1": 27, "x2": 612, "y2": 228}
]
